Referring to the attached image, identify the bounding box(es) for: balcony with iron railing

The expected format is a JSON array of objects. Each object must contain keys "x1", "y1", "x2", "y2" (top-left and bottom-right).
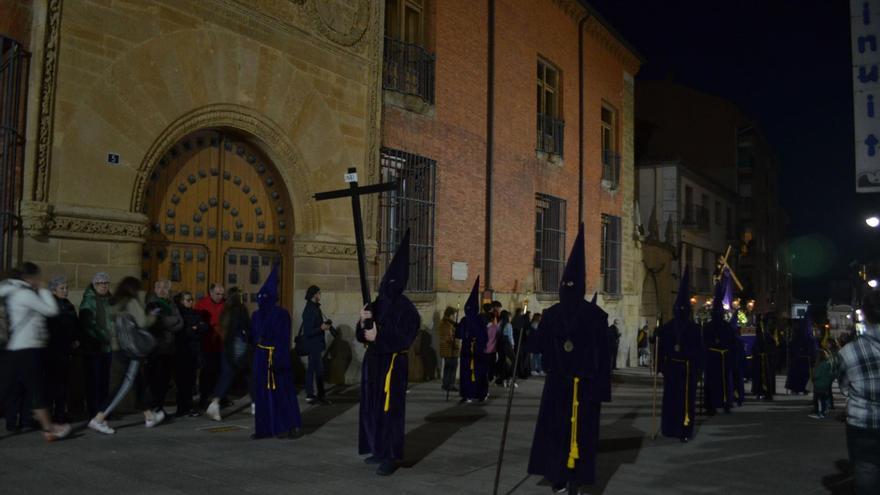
[
  {"x1": 682, "y1": 204, "x2": 710, "y2": 232},
  {"x1": 602, "y1": 149, "x2": 620, "y2": 189},
  {"x1": 537, "y1": 113, "x2": 564, "y2": 157},
  {"x1": 382, "y1": 37, "x2": 435, "y2": 104}
]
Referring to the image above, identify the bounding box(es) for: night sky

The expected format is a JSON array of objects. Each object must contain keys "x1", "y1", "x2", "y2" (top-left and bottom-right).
[{"x1": 588, "y1": 0, "x2": 859, "y2": 304}]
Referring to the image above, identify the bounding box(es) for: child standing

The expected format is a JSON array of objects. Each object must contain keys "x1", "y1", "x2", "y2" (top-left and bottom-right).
[{"x1": 809, "y1": 350, "x2": 834, "y2": 419}]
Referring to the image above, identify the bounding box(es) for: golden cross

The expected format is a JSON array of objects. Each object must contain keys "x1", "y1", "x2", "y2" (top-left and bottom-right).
[{"x1": 715, "y1": 245, "x2": 744, "y2": 291}]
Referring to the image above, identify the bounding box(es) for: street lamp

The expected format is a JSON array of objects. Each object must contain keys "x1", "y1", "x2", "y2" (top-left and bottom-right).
[
  {"x1": 869, "y1": 279, "x2": 878, "y2": 288},
  {"x1": 867, "y1": 216, "x2": 880, "y2": 228}
]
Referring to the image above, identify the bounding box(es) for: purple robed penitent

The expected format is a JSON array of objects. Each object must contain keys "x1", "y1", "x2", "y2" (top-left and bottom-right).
[
  {"x1": 658, "y1": 266, "x2": 703, "y2": 440},
  {"x1": 457, "y1": 277, "x2": 489, "y2": 401},
  {"x1": 785, "y1": 317, "x2": 817, "y2": 393},
  {"x1": 527, "y1": 224, "x2": 612, "y2": 487},
  {"x1": 356, "y1": 230, "x2": 420, "y2": 462},
  {"x1": 702, "y1": 271, "x2": 737, "y2": 412},
  {"x1": 251, "y1": 266, "x2": 302, "y2": 438}
]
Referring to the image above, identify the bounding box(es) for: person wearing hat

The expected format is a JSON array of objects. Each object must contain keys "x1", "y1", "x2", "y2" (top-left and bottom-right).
[
  {"x1": 302, "y1": 285, "x2": 331, "y2": 404},
  {"x1": 79, "y1": 271, "x2": 113, "y2": 418}
]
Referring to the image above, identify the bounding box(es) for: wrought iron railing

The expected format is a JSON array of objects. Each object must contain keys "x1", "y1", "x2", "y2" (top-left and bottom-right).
[
  {"x1": 682, "y1": 204, "x2": 710, "y2": 232},
  {"x1": 537, "y1": 113, "x2": 564, "y2": 156},
  {"x1": 0, "y1": 37, "x2": 29, "y2": 272},
  {"x1": 382, "y1": 37, "x2": 435, "y2": 104},
  {"x1": 602, "y1": 149, "x2": 620, "y2": 188}
]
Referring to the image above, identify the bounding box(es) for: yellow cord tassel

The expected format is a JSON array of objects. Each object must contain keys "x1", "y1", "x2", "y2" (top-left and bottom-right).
[
  {"x1": 567, "y1": 377, "x2": 581, "y2": 469},
  {"x1": 257, "y1": 344, "x2": 276, "y2": 390},
  {"x1": 384, "y1": 353, "x2": 399, "y2": 413},
  {"x1": 470, "y1": 341, "x2": 476, "y2": 382},
  {"x1": 684, "y1": 360, "x2": 690, "y2": 426}
]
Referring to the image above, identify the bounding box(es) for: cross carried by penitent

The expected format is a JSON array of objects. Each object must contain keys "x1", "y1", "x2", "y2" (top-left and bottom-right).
[
  {"x1": 714, "y1": 245, "x2": 744, "y2": 291},
  {"x1": 313, "y1": 167, "x2": 398, "y2": 329}
]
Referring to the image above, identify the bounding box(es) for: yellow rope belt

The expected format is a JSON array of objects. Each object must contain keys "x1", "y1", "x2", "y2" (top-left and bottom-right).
[
  {"x1": 257, "y1": 344, "x2": 276, "y2": 390},
  {"x1": 671, "y1": 358, "x2": 690, "y2": 426},
  {"x1": 384, "y1": 352, "x2": 399, "y2": 413},
  {"x1": 567, "y1": 377, "x2": 581, "y2": 469},
  {"x1": 709, "y1": 348, "x2": 729, "y2": 403},
  {"x1": 470, "y1": 341, "x2": 476, "y2": 382}
]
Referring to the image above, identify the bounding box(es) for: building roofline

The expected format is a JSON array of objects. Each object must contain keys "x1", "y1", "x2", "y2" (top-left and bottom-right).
[{"x1": 577, "y1": 1, "x2": 646, "y2": 64}]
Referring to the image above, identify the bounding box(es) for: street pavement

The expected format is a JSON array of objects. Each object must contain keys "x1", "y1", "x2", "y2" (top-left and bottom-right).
[{"x1": 0, "y1": 369, "x2": 852, "y2": 494}]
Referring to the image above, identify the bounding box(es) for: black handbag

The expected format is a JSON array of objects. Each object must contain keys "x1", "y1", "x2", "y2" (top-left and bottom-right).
[
  {"x1": 293, "y1": 322, "x2": 309, "y2": 356},
  {"x1": 115, "y1": 312, "x2": 157, "y2": 359}
]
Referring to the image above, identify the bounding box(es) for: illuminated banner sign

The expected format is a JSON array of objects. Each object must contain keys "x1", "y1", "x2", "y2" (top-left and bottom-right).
[{"x1": 853, "y1": 0, "x2": 880, "y2": 192}]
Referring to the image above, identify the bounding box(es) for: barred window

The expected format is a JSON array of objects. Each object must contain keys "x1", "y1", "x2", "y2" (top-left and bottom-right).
[
  {"x1": 379, "y1": 148, "x2": 436, "y2": 292},
  {"x1": 0, "y1": 37, "x2": 29, "y2": 272},
  {"x1": 601, "y1": 214, "x2": 621, "y2": 295},
  {"x1": 535, "y1": 194, "x2": 566, "y2": 293}
]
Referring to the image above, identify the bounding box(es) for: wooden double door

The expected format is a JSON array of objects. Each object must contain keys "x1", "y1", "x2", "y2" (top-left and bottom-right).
[{"x1": 141, "y1": 130, "x2": 291, "y2": 311}]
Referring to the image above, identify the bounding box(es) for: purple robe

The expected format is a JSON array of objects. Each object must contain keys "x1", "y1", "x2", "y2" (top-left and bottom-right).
[
  {"x1": 457, "y1": 313, "x2": 489, "y2": 401},
  {"x1": 356, "y1": 293, "x2": 419, "y2": 461},
  {"x1": 658, "y1": 318, "x2": 702, "y2": 440},
  {"x1": 703, "y1": 319, "x2": 736, "y2": 411},
  {"x1": 785, "y1": 320, "x2": 817, "y2": 393},
  {"x1": 527, "y1": 300, "x2": 611, "y2": 486},
  {"x1": 251, "y1": 302, "x2": 302, "y2": 438}
]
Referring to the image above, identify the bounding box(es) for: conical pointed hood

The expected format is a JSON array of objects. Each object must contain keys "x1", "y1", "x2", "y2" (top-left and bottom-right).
[
  {"x1": 257, "y1": 264, "x2": 280, "y2": 308},
  {"x1": 590, "y1": 291, "x2": 598, "y2": 305},
  {"x1": 560, "y1": 223, "x2": 586, "y2": 307},
  {"x1": 674, "y1": 265, "x2": 691, "y2": 322},
  {"x1": 379, "y1": 229, "x2": 410, "y2": 299},
  {"x1": 722, "y1": 268, "x2": 734, "y2": 310},
  {"x1": 464, "y1": 276, "x2": 481, "y2": 318}
]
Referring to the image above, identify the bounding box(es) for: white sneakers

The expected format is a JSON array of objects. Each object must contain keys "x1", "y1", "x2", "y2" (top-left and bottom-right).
[
  {"x1": 145, "y1": 409, "x2": 166, "y2": 428},
  {"x1": 88, "y1": 419, "x2": 116, "y2": 435},
  {"x1": 206, "y1": 401, "x2": 222, "y2": 422}
]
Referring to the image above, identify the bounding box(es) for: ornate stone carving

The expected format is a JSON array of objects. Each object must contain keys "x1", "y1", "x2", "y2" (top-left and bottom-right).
[
  {"x1": 305, "y1": 0, "x2": 370, "y2": 47},
  {"x1": 21, "y1": 201, "x2": 148, "y2": 242},
  {"x1": 132, "y1": 103, "x2": 315, "y2": 233},
  {"x1": 20, "y1": 200, "x2": 53, "y2": 236},
  {"x1": 363, "y1": 0, "x2": 382, "y2": 240},
  {"x1": 293, "y1": 240, "x2": 357, "y2": 260},
  {"x1": 33, "y1": 0, "x2": 65, "y2": 202}
]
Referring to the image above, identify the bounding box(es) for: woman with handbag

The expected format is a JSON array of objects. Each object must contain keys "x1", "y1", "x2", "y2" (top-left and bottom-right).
[
  {"x1": 87, "y1": 277, "x2": 159, "y2": 435},
  {"x1": 206, "y1": 287, "x2": 252, "y2": 421},
  {"x1": 301, "y1": 285, "x2": 331, "y2": 405}
]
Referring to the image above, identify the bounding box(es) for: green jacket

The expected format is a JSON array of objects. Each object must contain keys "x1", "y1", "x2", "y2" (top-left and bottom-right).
[
  {"x1": 813, "y1": 360, "x2": 835, "y2": 393},
  {"x1": 79, "y1": 285, "x2": 113, "y2": 354}
]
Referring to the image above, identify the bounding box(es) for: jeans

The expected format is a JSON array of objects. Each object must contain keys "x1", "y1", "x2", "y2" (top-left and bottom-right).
[
  {"x1": 442, "y1": 357, "x2": 458, "y2": 390},
  {"x1": 85, "y1": 352, "x2": 112, "y2": 417},
  {"x1": 847, "y1": 423, "x2": 880, "y2": 495},
  {"x1": 101, "y1": 355, "x2": 149, "y2": 416},
  {"x1": 531, "y1": 353, "x2": 543, "y2": 374},
  {"x1": 305, "y1": 350, "x2": 325, "y2": 398},
  {"x1": 199, "y1": 351, "x2": 222, "y2": 407},
  {"x1": 213, "y1": 354, "x2": 251, "y2": 401}
]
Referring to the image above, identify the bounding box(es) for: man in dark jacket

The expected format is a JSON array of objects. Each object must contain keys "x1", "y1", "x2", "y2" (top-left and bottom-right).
[
  {"x1": 46, "y1": 276, "x2": 79, "y2": 423},
  {"x1": 302, "y1": 285, "x2": 330, "y2": 404},
  {"x1": 145, "y1": 279, "x2": 183, "y2": 417}
]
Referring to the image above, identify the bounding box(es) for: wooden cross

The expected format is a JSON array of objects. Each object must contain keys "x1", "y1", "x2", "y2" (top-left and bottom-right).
[
  {"x1": 714, "y1": 245, "x2": 744, "y2": 291},
  {"x1": 314, "y1": 167, "x2": 398, "y2": 327}
]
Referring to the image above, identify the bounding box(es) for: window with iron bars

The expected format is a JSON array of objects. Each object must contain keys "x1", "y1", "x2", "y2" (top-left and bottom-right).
[
  {"x1": 0, "y1": 37, "x2": 29, "y2": 273},
  {"x1": 601, "y1": 214, "x2": 621, "y2": 295},
  {"x1": 535, "y1": 194, "x2": 566, "y2": 293},
  {"x1": 379, "y1": 148, "x2": 436, "y2": 292}
]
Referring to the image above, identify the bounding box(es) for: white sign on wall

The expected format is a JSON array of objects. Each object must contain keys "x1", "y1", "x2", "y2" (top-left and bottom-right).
[
  {"x1": 451, "y1": 261, "x2": 468, "y2": 281},
  {"x1": 853, "y1": 0, "x2": 880, "y2": 192}
]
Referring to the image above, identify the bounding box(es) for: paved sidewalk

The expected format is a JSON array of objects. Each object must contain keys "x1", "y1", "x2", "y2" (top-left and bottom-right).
[{"x1": 0, "y1": 369, "x2": 851, "y2": 494}]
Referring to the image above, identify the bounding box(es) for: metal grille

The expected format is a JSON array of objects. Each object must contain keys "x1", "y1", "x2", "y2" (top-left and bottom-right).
[
  {"x1": 602, "y1": 149, "x2": 620, "y2": 188},
  {"x1": 601, "y1": 214, "x2": 621, "y2": 295},
  {"x1": 535, "y1": 194, "x2": 566, "y2": 293},
  {"x1": 380, "y1": 148, "x2": 436, "y2": 292},
  {"x1": 536, "y1": 113, "x2": 564, "y2": 156},
  {"x1": 382, "y1": 37, "x2": 435, "y2": 104},
  {"x1": 0, "y1": 38, "x2": 29, "y2": 272}
]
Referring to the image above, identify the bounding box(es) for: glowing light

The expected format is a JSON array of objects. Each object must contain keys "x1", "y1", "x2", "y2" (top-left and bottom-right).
[
  {"x1": 869, "y1": 279, "x2": 878, "y2": 288},
  {"x1": 867, "y1": 216, "x2": 880, "y2": 228}
]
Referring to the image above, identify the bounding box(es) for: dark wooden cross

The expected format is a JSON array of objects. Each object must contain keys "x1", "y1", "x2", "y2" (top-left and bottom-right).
[{"x1": 313, "y1": 167, "x2": 398, "y2": 328}]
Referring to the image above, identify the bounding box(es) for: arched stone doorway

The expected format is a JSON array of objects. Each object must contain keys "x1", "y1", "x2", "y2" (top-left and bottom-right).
[{"x1": 141, "y1": 129, "x2": 293, "y2": 309}]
